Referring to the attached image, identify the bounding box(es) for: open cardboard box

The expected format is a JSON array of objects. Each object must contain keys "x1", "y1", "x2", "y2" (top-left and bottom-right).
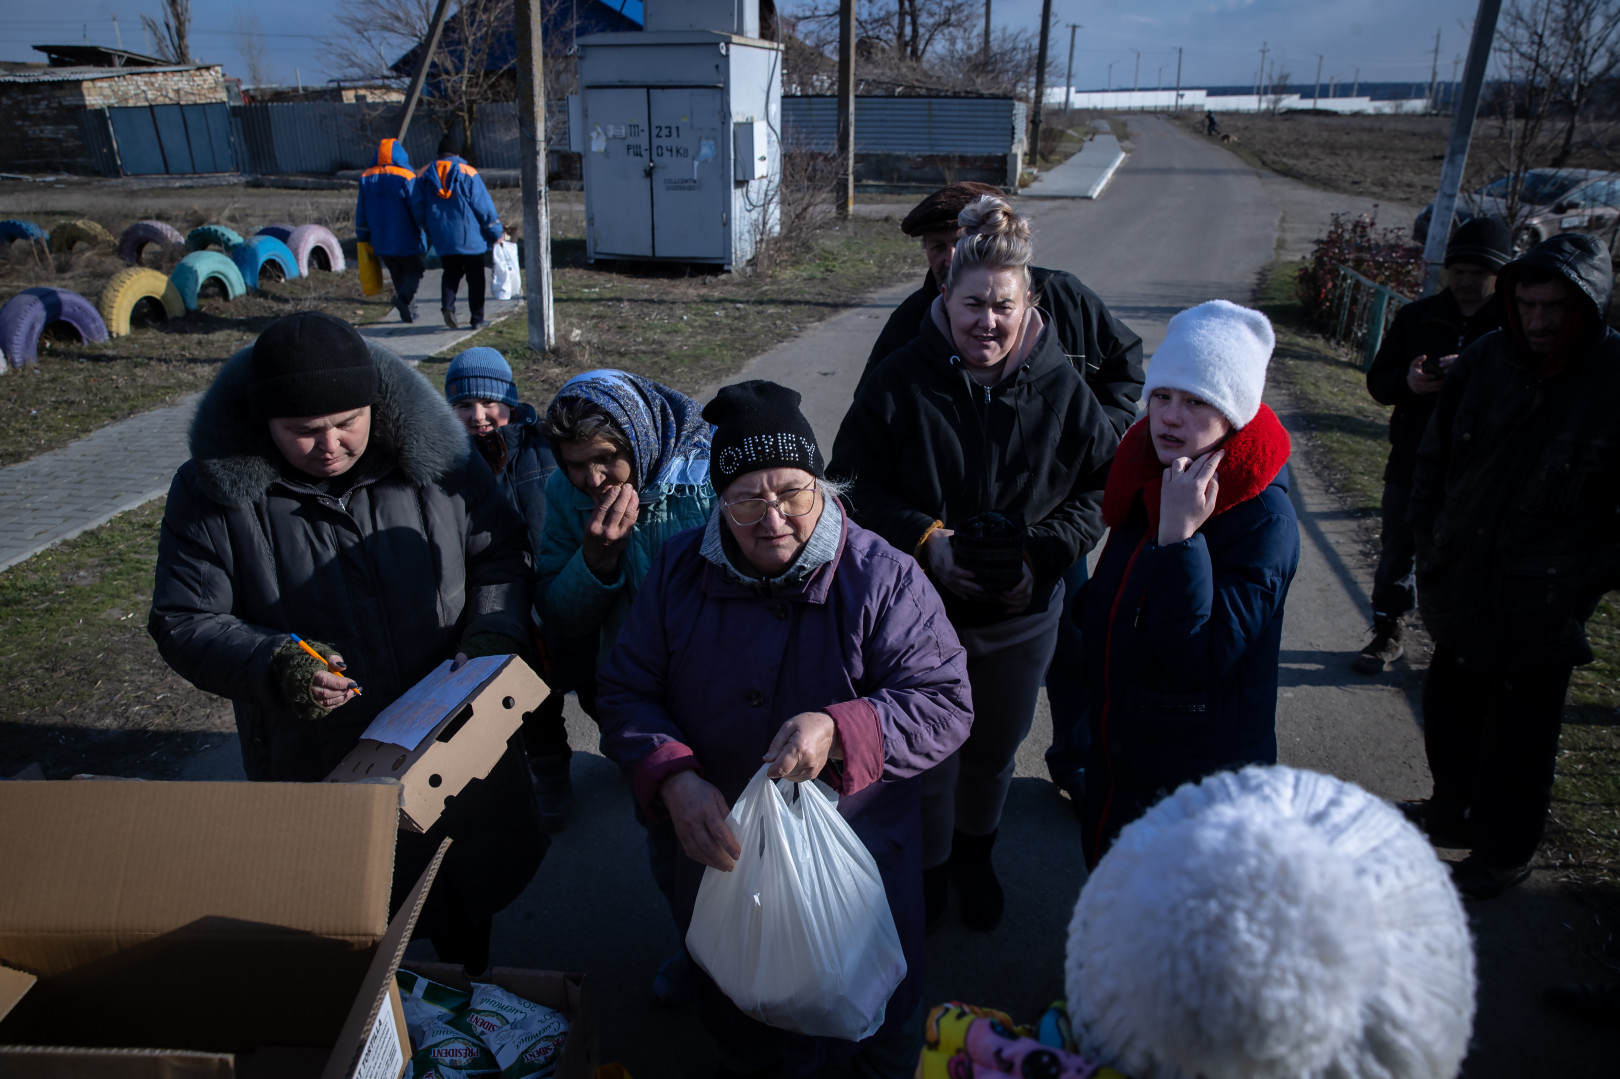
[
  {"x1": 326, "y1": 654, "x2": 547, "y2": 833},
  {"x1": 0, "y1": 780, "x2": 445, "y2": 1079},
  {"x1": 401, "y1": 963, "x2": 598, "y2": 1079}
]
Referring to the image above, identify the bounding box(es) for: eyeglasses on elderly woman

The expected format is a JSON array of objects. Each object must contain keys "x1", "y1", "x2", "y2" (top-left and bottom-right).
[{"x1": 722, "y1": 486, "x2": 818, "y2": 526}]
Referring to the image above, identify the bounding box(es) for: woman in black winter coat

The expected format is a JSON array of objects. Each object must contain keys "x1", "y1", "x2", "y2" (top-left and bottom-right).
[
  {"x1": 1078, "y1": 300, "x2": 1300, "y2": 865},
  {"x1": 829, "y1": 195, "x2": 1119, "y2": 930},
  {"x1": 148, "y1": 312, "x2": 545, "y2": 972}
]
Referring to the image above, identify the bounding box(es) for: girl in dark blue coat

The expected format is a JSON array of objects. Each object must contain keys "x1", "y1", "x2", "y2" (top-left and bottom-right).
[{"x1": 1079, "y1": 300, "x2": 1301, "y2": 864}]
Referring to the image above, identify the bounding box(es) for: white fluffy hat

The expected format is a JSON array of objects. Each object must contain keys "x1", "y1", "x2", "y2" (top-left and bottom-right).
[
  {"x1": 1066, "y1": 767, "x2": 1475, "y2": 1079},
  {"x1": 1144, "y1": 299, "x2": 1275, "y2": 428}
]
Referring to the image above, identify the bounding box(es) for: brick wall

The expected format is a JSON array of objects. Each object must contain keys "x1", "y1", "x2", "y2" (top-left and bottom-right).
[{"x1": 0, "y1": 66, "x2": 227, "y2": 173}]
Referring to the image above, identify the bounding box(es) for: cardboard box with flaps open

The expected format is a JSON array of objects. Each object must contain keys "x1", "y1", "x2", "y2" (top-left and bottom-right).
[
  {"x1": 0, "y1": 780, "x2": 444, "y2": 1078},
  {"x1": 326, "y1": 654, "x2": 547, "y2": 833}
]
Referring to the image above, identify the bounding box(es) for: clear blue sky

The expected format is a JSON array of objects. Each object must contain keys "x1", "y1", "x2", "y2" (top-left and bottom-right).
[{"x1": 0, "y1": 0, "x2": 1484, "y2": 90}]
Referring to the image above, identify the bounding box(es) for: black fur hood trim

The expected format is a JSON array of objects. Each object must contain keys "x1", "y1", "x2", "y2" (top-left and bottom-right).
[{"x1": 189, "y1": 338, "x2": 470, "y2": 506}]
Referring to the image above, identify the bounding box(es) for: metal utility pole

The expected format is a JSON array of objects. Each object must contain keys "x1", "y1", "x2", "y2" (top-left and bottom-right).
[
  {"x1": 1258, "y1": 41, "x2": 1269, "y2": 101},
  {"x1": 1064, "y1": 24, "x2": 1079, "y2": 113},
  {"x1": 1422, "y1": 0, "x2": 1503, "y2": 295},
  {"x1": 1329, "y1": 76, "x2": 1337, "y2": 99},
  {"x1": 1107, "y1": 62, "x2": 1114, "y2": 91},
  {"x1": 1428, "y1": 28, "x2": 1442, "y2": 113},
  {"x1": 1313, "y1": 54, "x2": 1323, "y2": 105},
  {"x1": 1030, "y1": 0, "x2": 1053, "y2": 163},
  {"x1": 1157, "y1": 66, "x2": 1163, "y2": 91},
  {"x1": 513, "y1": 0, "x2": 553, "y2": 350},
  {"x1": 983, "y1": 0, "x2": 993, "y2": 66},
  {"x1": 398, "y1": 0, "x2": 454, "y2": 140},
  {"x1": 1174, "y1": 46, "x2": 1183, "y2": 110},
  {"x1": 1353, "y1": 66, "x2": 1360, "y2": 97},
  {"x1": 112, "y1": 14, "x2": 122, "y2": 49},
  {"x1": 836, "y1": 0, "x2": 854, "y2": 217},
  {"x1": 1132, "y1": 49, "x2": 1140, "y2": 92}
]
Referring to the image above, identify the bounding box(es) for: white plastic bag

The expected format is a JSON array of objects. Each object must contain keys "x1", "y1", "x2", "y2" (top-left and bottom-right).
[
  {"x1": 685, "y1": 765, "x2": 906, "y2": 1042},
  {"x1": 490, "y1": 240, "x2": 521, "y2": 300}
]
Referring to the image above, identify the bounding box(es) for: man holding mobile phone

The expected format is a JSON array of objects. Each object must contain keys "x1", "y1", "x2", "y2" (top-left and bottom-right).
[{"x1": 1356, "y1": 216, "x2": 1511, "y2": 673}]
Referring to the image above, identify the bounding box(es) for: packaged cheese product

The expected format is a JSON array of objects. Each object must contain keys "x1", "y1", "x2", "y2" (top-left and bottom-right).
[{"x1": 463, "y1": 982, "x2": 570, "y2": 1078}]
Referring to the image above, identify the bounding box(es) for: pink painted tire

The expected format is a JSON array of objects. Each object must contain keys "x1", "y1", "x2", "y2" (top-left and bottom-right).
[
  {"x1": 118, "y1": 220, "x2": 186, "y2": 264},
  {"x1": 286, "y1": 224, "x2": 346, "y2": 275},
  {"x1": 0, "y1": 287, "x2": 109, "y2": 369}
]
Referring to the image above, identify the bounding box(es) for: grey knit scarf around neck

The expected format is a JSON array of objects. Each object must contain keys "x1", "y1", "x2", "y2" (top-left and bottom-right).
[{"x1": 701, "y1": 493, "x2": 843, "y2": 594}]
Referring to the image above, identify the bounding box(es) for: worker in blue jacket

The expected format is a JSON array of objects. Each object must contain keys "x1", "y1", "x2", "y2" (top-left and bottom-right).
[
  {"x1": 411, "y1": 135, "x2": 505, "y2": 331},
  {"x1": 355, "y1": 137, "x2": 427, "y2": 323},
  {"x1": 1078, "y1": 301, "x2": 1301, "y2": 866}
]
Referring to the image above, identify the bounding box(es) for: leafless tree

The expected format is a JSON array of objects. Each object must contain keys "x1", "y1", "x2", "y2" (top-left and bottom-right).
[
  {"x1": 1491, "y1": 0, "x2": 1572, "y2": 228},
  {"x1": 233, "y1": 10, "x2": 273, "y2": 89},
  {"x1": 782, "y1": 2, "x2": 1036, "y2": 97},
  {"x1": 1266, "y1": 69, "x2": 1292, "y2": 115},
  {"x1": 141, "y1": 0, "x2": 192, "y2": 65}
]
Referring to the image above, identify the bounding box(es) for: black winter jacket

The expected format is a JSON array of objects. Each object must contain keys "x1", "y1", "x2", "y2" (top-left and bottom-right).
[
  {"x1": 860, "y1": 266, "x2": 1145, "y2": 436},
  {"x1": 148, "y1": 339, "x2": 544, "y2": 925},
  {"x1": 1365, "y1": 288, "x2": 1501, "y2": 482},
  {"x1": 830, "y1": 302, "x2": 1119, "y2": 627},
  {"x1": 1411, "y1": 232, "x2": 1620, "y2": 670}
]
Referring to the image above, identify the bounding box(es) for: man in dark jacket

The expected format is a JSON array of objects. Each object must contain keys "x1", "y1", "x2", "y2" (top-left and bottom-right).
[
  {"x1": 1357, "y1": 217, "x2": 1510, "y2": 673},
  {"x1": 149, "y1": 311, "x2": 545, "y2": 970},
  {"x1": 1407, "y1": 232, "x2": 1620, "y2": 899},
  {"x1": 355, "y1": 137, "x2": 427, "y2": 322}
]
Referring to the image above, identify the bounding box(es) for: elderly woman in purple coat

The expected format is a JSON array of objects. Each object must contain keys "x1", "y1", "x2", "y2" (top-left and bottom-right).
[{"x1": 598, "y1": 380, "x2": 974, "y2": 1077}]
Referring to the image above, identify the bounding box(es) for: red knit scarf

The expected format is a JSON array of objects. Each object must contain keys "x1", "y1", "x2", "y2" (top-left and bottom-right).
[{"x1": 1101, "y1": 403, "x2": 1292, "y2": 531}]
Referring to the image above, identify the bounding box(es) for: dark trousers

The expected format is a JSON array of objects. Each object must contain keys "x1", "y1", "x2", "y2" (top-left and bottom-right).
[
  {"x1": 440, "y1": 252, "x2": 486, "y2": 320},
  {"x1": 380, "y1": 254, "x2": 424, "y2": 309},
  {"x1": 1371, "y1": 478, "x2": 1417, "y2": 619},
  {"x1": 1044, "y1": 558, "x2": 1091, "y2": 784},
  {"x1": 1422, "y1": 644, "x2": 1572, "y2": 868}
]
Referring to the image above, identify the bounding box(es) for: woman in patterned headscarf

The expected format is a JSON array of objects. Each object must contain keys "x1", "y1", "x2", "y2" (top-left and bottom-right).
[{"x1": 534, "y1": 368, "x2": 715, "y2": 1006}]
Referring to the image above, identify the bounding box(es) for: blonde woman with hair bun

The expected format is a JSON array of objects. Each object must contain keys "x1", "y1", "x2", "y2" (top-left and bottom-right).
[{"x1": 830, "y1": 195, "x2": 1121, "y2": 934}]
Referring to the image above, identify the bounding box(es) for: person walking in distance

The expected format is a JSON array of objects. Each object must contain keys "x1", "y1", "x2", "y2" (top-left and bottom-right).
[
  {"x1": 1406, "y1": 232, "x2": 1620, "y2": 899},
  {"x1": 355, "y1": 137, "x2": 427, "y2": 323},
  {"x1": 1356, "y1": 217, "x2": 1509, "y2": 674},
  {"x1": 413, "y1": 134, "x2": 506, "y2": 330}
]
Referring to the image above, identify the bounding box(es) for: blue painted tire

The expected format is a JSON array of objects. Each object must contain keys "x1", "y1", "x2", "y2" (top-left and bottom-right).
[
  {"x1": 185, "y1": 224, "x2": 243, "y2": 253},
  {"x1": 0, "y1": 219, "x2": 48, "y2": 247},
  {"x1": 170, "y1": 251, "x2": 247, "y2": 311},
  {"x1": 256, "y1": 224, "x2": 294, "y2": 243},
  {"x1": 231, "y1": 236, "x2": 301, "y2": 290},
  {"x1": 0, "y1": 287, "x2": 109, "y2": 368}
]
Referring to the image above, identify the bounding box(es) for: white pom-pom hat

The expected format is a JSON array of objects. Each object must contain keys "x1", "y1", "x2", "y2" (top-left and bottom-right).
[
  {"x1": 1144, "y1": 299, "x2": 1275, "y2": 428},
  {"x1": 1066, "y1": 766, "x2": 1475, "y2": 1079}
]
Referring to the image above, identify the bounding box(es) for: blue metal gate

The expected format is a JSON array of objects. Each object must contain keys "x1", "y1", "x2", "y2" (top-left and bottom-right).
[{"x1": 104, "y1": 103, "x2": 238, "y2": 175}]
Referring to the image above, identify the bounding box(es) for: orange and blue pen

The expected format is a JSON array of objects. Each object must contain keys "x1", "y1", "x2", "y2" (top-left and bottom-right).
[{"x1": 289, "y1": 633, "x2": 362, "y2": 696}]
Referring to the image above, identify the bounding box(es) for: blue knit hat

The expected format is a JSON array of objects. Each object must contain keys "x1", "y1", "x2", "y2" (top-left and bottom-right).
[{"x1": 445, "y1": 346, "x2": 518, "y2": 407}]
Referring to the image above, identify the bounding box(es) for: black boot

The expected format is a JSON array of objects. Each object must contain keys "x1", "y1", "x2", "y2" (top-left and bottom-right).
[
  {"x1": 923, "y1": 863, "x2": 949, "y2": 932},
  {"x1": 949, "y1": 829, "x2": 1004, "y2": 931},
  {"x1": 1353, "y1": 614, "x2": 1405, "y2": 674},
  {"x1": 441, "y1": 285, "x2": 458, "y2": 328}
]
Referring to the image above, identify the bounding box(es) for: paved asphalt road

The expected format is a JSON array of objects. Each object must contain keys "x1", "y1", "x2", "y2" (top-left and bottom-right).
[{"x1": 187, "y1": 117, "x2": 1610, "y2": 1072}]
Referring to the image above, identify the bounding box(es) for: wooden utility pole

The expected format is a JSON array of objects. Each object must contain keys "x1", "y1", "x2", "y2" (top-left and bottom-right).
[
  {"x1": 1422, "y1": 0, "x2": 1503, "y2": 296},
  {"x1": 1313, "y1": 54, "x2": 1323, "y2": 106},
  {"x1": 1132, "y1": 49, "x2": 1140, "y2": 92},
  {"x1": 1174, "y1": 46, "x2": 1182, "y2": 110},
  {"x1": 983, "y1": 0, "x2": 992, "y2": 66},
  {"x1": 1064, "y1": 24, "x2": 1079, "y2": 113},
  {"x1": 1428, "y1": 28, "x2": 1442, "y2": 113},
  {"x1": 836, "y1": 0, "x2": 854, "y2": 217},
  {"x1": 1258, "y1": 41, "x2": 1269, "y2": 101},
  {"x1": 513, "y1": 0, "x2": 553, "y2": 349},
  {"x1": 1029, "y1": 0, "x2": 1053, "y2": 163},
  {"x1": 398, "y1": 0, "x2": 453, "y2": 140}
]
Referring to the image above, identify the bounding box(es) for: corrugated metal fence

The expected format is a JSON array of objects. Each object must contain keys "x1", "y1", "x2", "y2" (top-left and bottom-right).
[
  {"x1": 780, "y1": 97, "x2": 1025, "y2": 155},
  {"x1": 80, "y1": 96, "x2": 1025, "y2": 176}
]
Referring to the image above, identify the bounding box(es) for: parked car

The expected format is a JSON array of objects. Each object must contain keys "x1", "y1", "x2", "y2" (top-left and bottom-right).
[
  {"x1": 1517, "y1": 175, "x2": 1620, "y2": 255},
  {"x1": 1412, "y1": 168, "x2": 1619, "y2": 252}
]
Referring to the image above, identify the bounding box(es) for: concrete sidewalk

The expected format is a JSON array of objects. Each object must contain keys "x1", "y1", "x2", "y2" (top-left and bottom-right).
[
  {"x1": 1021, "y1": 119, "x2": 1128, "y2": 199},
  {"x1": 0, "y1": 267, "x2": 517, "y2": 572}
]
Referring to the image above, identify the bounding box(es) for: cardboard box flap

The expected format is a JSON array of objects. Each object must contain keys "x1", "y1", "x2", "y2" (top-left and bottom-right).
[
  {"x1": 0, "y1": 1044, "x2": 235, "y2": 1078},
  {"x1": 0, "y1": 964, "x2": 36, "y2": 1025},
  {"x1": 322, "y1": 837, "x2": 449, "y2": 1079},
  {"x1": 0, "y1": 782, "x2": 399, "y2": 979}
]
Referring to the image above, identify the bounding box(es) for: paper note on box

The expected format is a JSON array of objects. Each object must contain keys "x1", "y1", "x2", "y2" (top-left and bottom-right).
[{"x1": 360, "y1": 656, "x2": 508, "y2": 751}]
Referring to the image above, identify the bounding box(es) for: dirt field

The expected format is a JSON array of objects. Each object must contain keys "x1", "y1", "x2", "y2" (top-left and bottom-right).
[{"x1": 1172, "y1": 110, "x2": 1620, "y2": 234}]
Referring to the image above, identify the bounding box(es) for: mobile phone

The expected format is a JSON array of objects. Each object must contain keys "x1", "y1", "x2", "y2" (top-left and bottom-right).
[{"x1": 1420, "y1": 355, "x2": 1446, "y2": 377}]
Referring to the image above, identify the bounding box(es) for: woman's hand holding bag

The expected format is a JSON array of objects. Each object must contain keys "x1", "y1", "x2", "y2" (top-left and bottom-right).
[
  {"x1": 684, "y1": 765, "x2": 907, "y2": 1042},
  {"x1": 1158, "y1": 449, "x2": 1224, "y2": 545}
]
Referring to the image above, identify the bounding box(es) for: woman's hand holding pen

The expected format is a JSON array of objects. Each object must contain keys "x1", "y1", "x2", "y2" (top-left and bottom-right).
[{"x1": 310, "y1": 654, "x2": 359, "y2": 710}]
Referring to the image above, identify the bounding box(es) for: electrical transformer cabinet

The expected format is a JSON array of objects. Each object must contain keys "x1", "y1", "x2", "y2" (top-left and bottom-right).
[{"x1": 575, "y1": 28, "x2": 782, "y2": 269}]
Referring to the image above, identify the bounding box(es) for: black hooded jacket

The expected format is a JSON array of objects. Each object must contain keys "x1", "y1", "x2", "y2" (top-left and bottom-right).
[
  {"x1": 859, "y1": 266, "x2": 1145, "y2": 436},
  {"x1": 1410, "y1": 232, "x2": 1620, "y2": 669},
  {"x1": 830, "y1": 300, "x2": 1119, "y2": 628}
]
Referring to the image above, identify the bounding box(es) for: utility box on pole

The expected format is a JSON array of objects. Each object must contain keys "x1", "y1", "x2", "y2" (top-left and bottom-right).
[{"x1": 573, "y1": 0, "x2": 781, "y2": 270}]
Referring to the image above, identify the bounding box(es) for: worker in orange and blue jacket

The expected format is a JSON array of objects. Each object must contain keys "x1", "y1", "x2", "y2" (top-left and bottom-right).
[
  {"x1": 411, "y1": 134, "x2": 506, "y2": 331},
  {"x1": 355, "y1": 137, "x2": 428, "y2": 323}
]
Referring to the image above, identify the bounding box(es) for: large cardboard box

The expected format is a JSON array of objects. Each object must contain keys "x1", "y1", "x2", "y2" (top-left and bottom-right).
[
  {"x1": 400, "y1": 963, "x2": 599, "y2": 1079},
  {"x1": 0, "y1": 781, "x2": 444, "y2": 1079},
  {"x1": 327, "y1": 655, "x2": 547, "y2": 833}
]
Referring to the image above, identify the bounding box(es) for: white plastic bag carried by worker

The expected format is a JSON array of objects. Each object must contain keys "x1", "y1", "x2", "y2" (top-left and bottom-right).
[
  {"x1": 685, "y1": 765, "x2": 906, "y2": 1042},
  {"x1": 490, "y1": 239, "x2": 521, "y2": 300}
]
